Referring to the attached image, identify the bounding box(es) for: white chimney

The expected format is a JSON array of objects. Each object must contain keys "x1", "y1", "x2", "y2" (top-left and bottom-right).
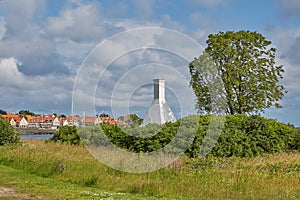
[
  {"x1": 154, "y1": 79, "x2": 165, "y2": 101},
  {"x1": 142, "y1": 79, "x2": 176, "y2": 126}
]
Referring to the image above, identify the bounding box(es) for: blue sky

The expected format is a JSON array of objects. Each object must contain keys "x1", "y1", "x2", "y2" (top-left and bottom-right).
[{"x1": 0, "y1": 0, "x2": 299, "y2": 126}]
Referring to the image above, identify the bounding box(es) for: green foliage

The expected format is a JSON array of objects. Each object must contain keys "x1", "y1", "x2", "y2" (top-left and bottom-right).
[
  {"x1": 79, "y1": 122, "x2": 180, "y2": 153},
  {"x1": 59, "y1": 114, "x2": 66, "y2": 118},
  {"x1": 99, "y1": 113, "x2": 110, "y2": 117},
  {"x1": 80, "y1": 115, "x2": 299, "y2": 157},
  {"x1": 18, "y1": 109, "x2": 35, "y2": 116},
  {"x1": 189, "y1": 30, "x2": 286, "y2": 114},
  {"x1": 127, "y1": 114, "x2": 143, "y2": 127},
  {"x1": 187, "y1": 115, "x2": 299, "y2": 157},
  {"x1": 0, "y1": 109, "x2": 7, "y2": 115},
  {"x1": 0, "y1": 115, "x2": 20, "y2": 145},
  {"x1": 48, "y1": 126, "x2": 82, "y2": 145}
]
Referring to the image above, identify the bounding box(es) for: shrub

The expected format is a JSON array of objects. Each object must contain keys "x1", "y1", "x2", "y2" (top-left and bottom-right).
[
  {"x1": 0, "y1": 115, "x2": 20, "y2": 145},
  {"x1": 48, "y1": 126, "x2": 82, "y2": 145},
  {"x1": 72, "y1": 115, "x2": 300, "y2": 157},
  {"x1": 187, "y1": 114, "x2": 299, "y2": 157}
]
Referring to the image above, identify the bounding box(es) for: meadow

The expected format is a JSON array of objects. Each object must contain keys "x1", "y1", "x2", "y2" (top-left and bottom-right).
[{"x1": 0, "y1": 139, "x2": 299, "y2": 199}]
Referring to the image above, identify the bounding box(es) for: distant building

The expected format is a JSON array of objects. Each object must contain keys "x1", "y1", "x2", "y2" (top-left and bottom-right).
[
  {"x1": 63, "y1": 119, "x2": 69, "y2": 126},
  {"x1": 1, "y1": 113, "x2": 117, "y2": 128},
  {"x1": 142, "y1": 79, "x2": 176, "y2": 126},
  {"x1": 2, "y1": 113, "x2": 22, "y2": 127},
  {"x1": 52, "y1": 117, "x2": 61, "y2": 129},
  {"x1": 19, "y1": 117, "x2": 28, "y2": 128},
  {"x1": 67, "y1": 116, "x2": 79, "y2": 126},
  {"x1": 9, "y1": 118, "x2": 17, "y2": 127}
]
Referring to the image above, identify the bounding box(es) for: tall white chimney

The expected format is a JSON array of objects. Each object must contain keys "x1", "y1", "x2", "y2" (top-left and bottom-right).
[
  {"x1": 142, "y1": 79, "x2": 176, "y2": 126},
  {"x1": 154, "y1": 79, "x2": 165, "y2": 101}
]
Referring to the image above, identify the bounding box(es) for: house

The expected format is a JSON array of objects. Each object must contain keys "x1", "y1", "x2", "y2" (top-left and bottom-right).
[
  {"x1": 28, "y1": 116, "x2": 42, "y2": 128},
  {"x1": 101, "y1": 117, "x2": 116, "y2": 125},
  {"x1": 63, "y1": 119, "x2": 69, "y2": 126},
  {"x1": 40, "y1": 115, "x2": 54, "y2": 128},
  {"x1": 19, "y1": 117, "x2": 28, "y2": 128},
  {"x1": 28, "y1": 115, "x2": 55, "y2": 129},
  {"x1": 80, "y1": 116, "x2": 116, "y2": 126},
  {"x1": 94, "y1": 117, "x2": 103, "y2": 125},
  {"x1": 81, "y1": 116, "x2": 101, "y2": 126},
  {"x1": 2, "y1": 113, "x2": 22, "y2": 127},
  {"x1": 9, "y1": 118, "x2": 17, "y2": 127},
  {"x1": 67, "y1": 116, "x2": 79, "y2": 126},
  {"x1": 52, "y1": 117, "x2": 61, "y2": 129}
]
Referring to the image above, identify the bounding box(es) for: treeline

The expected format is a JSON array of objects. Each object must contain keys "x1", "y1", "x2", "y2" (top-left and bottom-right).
[{"x1": 50, "y1": 115, "x2": 300, "y2": 157}]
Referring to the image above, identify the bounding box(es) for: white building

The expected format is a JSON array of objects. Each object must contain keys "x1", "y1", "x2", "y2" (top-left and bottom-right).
[
  {"x1": 142, "y1": 79, "x2": 176, "y2": 126},
  {"x1": 52, "y1": 117, "x2": 61, "y2": 128},
  {"x1": 63, "y1": 119, "x2": 69, "y2": 126},
  {"x1": 10, "y1": 118, "x2": 17, "y2": 127},
  {"x1": 19, "y1": 117, "x2": 28, "y2": 128}
]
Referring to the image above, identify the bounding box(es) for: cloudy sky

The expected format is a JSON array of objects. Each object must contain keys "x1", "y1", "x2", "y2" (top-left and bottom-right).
[{"x1": 0, "y1": 0, "x2": 299, "y2": 126}]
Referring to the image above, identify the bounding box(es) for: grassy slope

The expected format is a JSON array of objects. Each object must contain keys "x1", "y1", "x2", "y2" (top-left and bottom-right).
[
  {"x1": 0, "y1": 164, "x2": 156, "y2": 199},
  {"x1": 0, "y1": 140, "x2": 299, "y2": 200}
]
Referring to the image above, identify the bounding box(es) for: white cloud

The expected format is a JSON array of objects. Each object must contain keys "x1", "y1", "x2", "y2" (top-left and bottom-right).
[
  {"x1": 1, "y1": 0, "x2": 46, "y2": 33},
  {"x1": 0, "y1": 58, "x2": 24, "y2": 85},
  {"x1": 0, "y1": 17, "x2": 6, "y2": 41},
  {"x1": 260, "y1": 27, "x2": 300, "y2": 125},
  {"x1": 0, "y1": 57, "x2": 74, "y2": 114},
  {"x1": 46, "y1": 2, "x2": 123, "y2": 42},
  {"x1": 159, "y1": 15, "x2": 186, "y2": 32}
]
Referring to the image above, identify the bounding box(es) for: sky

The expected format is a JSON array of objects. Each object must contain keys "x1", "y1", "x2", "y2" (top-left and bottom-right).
[{"x1": 0, "y1": 0, "x2": 299, "y2": 126}]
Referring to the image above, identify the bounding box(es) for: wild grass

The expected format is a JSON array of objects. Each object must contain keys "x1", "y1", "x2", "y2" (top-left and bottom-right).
[{"x1": 0, "y1": 139, "x2": 299, "y2": 199}]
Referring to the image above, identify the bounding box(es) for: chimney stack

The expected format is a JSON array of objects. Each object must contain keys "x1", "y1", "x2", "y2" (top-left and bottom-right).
[
  {"x1": 142, "y1": 79, "x2": 176, "y2": 126},
  {"x1": 154, "y1": 79, "x2": 165, "y2": 100}
]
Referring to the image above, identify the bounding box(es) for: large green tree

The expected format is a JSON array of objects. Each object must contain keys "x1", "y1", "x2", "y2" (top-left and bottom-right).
[{"x1": 189, "y1": 30, "x2": 286, "y2": 115}]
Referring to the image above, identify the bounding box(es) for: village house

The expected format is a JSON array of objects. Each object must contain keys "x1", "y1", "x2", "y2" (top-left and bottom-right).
[
  {"x1": 80, "y1": 116, "x2": 116, "y2": 126},
  {"x1": 9, "y1": 118, "x2": 17, "y2": 127},
  {"x1": 81, "y1": 116, "x2": 102, "y2": 126},
  {"x1": 1, "y1": 113, "x2": 117, "y2": 129},
  {"x1": 101, "y1": 117, "x2": 116, "y2": 125},
  {"x1": 52, "y1": 117, "x2": 61, "y2": 129},
  {"x1": 19, "y1": 117, "x2": 28, "y2": 128},
  {"x1": 63, "y1": 119, "x2": 69, "y2": 126},
  {"x1": 67, "y1": 116, "x2": 79, "y2": 126},
  {"x1": 2, "y1": 113, "x2": 23, "y2": 127}
]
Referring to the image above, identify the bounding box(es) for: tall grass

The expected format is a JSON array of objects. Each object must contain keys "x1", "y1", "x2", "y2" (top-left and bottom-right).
[{"x1": 0, "y1": 140, "x2": 299, "y2": 200}]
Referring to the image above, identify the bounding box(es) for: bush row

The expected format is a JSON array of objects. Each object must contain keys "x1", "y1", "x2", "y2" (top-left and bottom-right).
[{"x1": 55, "y1": 114, "x2": 300, "y2": 157}]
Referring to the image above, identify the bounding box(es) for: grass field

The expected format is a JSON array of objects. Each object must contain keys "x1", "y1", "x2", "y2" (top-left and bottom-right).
[{"x1": 0, "y1": 139, "x2": 299, "y2": 199}]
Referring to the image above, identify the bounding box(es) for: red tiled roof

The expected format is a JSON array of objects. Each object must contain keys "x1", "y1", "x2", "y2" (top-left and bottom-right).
[
  {"x1": 100, "y1": 117, "x2": 116, "y2": 125},
  {"x1": 81, "y1": 116, "x2": 98, "y2": 123},
  {"x1": 2, "y1": 114, "x2": 22, "y2": 123},
  {"x1": 67, "y1": 116, "x2": 79, "y2": 122}
]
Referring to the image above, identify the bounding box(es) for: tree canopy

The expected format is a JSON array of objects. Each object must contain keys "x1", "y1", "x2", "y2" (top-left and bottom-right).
[
  {"x1": 18, "y1": 110, "x2": 35, "y2": 116},
  {"x1": 99, "y1": 113, "x2": 110, "y2": 118},
  {"x1": 189, "y1": 30, "x2": 286, "y2": 115},
  {"x1": 0, "y1": 109, "x2": 7, "y2": 115}
]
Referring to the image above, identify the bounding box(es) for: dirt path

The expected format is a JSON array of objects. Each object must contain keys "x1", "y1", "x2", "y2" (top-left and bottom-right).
[{"x1": 0, "y1": 186, "x2": 31, "y2": 199}]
